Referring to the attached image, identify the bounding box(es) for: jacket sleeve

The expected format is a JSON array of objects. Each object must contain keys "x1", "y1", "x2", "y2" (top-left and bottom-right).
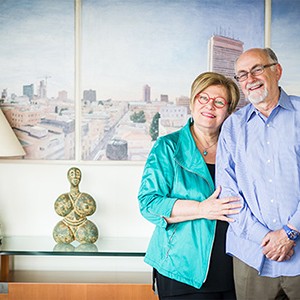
[
  {"x1": 216, "y1": 123, "x2": 269, "y2": 245},
  {"x1": 138, "y1": 137, "x2": 178, "y2": 229}
]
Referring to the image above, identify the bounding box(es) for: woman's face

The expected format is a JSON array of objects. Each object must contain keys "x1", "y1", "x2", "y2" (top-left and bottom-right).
[{"x1": 191, "y1": 84, "x2": 229, "y2": 132}]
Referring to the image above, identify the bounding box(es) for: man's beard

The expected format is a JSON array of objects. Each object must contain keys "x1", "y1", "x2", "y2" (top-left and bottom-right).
[{"x1": 246, "y1": 82, "x2": 268, "y2": 104}]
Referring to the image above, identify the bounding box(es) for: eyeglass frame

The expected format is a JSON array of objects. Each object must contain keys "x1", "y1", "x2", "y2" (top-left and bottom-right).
[
  {"x1": 195, "y1": 92, "x2": 228, "y2": 109},
  {"x1": 234, "y1": 63, "x2": 278, "y2": 82}
]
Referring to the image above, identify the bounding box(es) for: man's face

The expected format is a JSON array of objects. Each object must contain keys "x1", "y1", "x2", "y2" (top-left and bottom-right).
[{"x1": 235, "y1": 49, "x2": 281, "y2": 105}]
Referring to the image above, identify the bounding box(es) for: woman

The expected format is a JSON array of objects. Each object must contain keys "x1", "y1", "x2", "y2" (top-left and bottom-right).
[{"x1": 138, "y1": 72, "x2": 241, "y2": 300}]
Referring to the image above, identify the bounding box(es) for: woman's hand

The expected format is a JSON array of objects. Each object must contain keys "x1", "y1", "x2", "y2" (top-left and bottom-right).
[
  {"x1": 165, "y1": 186, "x2": 241, "y2": 224},
  {"x1": 198, "y1": 186, "x2": 241, "y2": 222}
]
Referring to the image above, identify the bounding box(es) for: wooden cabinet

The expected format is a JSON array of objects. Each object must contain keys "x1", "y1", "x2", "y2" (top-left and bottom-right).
[{"x1": 0, "y1": 282, "x2": 158, "y2": 300}]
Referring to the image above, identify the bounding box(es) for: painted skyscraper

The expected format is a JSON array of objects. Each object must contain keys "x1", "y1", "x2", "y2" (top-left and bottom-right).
[
  {"x1": 83, "y1": 89, "x2": 97, "y2": 102},
  {"x1": 38, "y1": 80, "x2": 47, "y2": 99},
  {"x1": 208, "y1": 35, "x2": 247, "y2": 108},
  {"x1": 23, "y1": 84, "x2": 34, "y2": 100},
  {"x1": 143, "y1": 84, "x2": 151, "y2": 103}
]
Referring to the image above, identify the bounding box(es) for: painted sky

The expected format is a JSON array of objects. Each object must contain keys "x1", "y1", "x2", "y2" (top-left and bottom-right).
[
  {"x1": 271, "y1": 0, "x2": 300, "y2": 95},
  {"x1": 0, "y1": 0, "x2": 74, "y2": 99},
  {"x1": 81, "y1": 0, "x2": 265, "y2": 101},
  {"x1": 1, "y1": 0, "x2": 299, "y2": 102}
]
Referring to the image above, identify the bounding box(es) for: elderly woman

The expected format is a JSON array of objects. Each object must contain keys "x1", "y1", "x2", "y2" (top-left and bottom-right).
[{"x1": 138, "y1": 72, "x2": 241, "y2": 300}]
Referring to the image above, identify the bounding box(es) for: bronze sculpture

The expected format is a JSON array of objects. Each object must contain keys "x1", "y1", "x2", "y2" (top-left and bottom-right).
[{"x1": 53, "y1": 167, "x2": 99, "y2": 244}]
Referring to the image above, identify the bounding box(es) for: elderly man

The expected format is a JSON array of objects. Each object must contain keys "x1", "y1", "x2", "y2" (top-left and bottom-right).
[{"x1": 216, "y1": 47, "x2": 300, "y2": 300}]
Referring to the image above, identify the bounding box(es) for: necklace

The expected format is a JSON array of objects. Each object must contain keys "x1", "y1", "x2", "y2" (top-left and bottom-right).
[{"x1": 191, "y1": 126, "x2": 218, "y2": 156}]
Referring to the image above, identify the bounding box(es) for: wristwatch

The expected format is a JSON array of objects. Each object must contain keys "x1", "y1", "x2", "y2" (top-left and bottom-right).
[{"x1": 283, "y1": 225, "x2": 299, "y2": 241}]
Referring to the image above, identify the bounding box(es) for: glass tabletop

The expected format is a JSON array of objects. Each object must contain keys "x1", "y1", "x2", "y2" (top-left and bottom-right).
[{"x1": 0, "y1": 236, "x2": 149, "y2": 257}]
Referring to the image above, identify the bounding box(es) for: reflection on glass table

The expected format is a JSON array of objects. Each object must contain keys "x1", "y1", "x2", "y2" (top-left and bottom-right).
[{"x1": 0, "y1": 236, "x2": 148, "y2": 257}]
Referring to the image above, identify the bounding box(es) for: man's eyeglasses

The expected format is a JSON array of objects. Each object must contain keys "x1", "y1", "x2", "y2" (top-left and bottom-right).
[
  {"x1": 234, "y1": 63, "x2": 278, "y2": 82},
  {"x1": 196, "y1": 92, "x2": 227, "y2": 109}
]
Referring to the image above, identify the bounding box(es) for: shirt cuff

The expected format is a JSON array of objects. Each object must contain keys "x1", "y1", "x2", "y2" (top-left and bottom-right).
[{"x1": 289, "y1": 214, "x2": 300, "y2": 232}]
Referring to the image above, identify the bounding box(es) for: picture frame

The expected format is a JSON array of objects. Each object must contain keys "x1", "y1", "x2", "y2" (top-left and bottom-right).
[
  {"x1": 0, "y1": 0, "x2": 265, "y2": 162},
  {"x1": 0, "y1": 0, "x2": 75, "y2": 160},
  {"x1": 81, "y1": 0, "x2": 265, "y2": 161}
]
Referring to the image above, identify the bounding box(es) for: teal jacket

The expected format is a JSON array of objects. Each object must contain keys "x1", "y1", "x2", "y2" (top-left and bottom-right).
[{"x1": 138, "y1": 119, "x2": 216, "y2": 288}]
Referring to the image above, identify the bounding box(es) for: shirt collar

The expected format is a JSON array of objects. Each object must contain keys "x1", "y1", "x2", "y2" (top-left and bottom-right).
[
  {"x1": 246, "y1": 87, "x2": 292, "y2": 122},
  {"x1": 278, "y1": 88, "x2": 293, "y2": 111}
]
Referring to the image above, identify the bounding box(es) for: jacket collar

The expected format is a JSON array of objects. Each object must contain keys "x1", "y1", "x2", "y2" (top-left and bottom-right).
[{"x1": 173, "y1": 118, "x2": 214, "y2": 188}]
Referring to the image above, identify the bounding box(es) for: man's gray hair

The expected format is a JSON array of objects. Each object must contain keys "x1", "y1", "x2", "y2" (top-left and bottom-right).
[{"x1": 264, "y1": 48, "x2": 278, "y2": 63}]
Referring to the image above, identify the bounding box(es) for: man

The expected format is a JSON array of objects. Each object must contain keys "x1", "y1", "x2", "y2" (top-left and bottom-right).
[{"x1": 216, "y1": 47, "x2": 300, "y2": 300}]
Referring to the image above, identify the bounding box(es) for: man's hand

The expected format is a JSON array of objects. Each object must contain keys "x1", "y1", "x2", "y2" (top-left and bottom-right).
[{"x1": 261, "y1": 229, "x2": 295, "y2": 262}]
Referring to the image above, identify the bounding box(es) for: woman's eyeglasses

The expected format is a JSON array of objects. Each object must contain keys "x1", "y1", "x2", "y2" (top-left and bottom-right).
[{"x1": 196, "y1": 92, "x2": 227, "y2": 109}]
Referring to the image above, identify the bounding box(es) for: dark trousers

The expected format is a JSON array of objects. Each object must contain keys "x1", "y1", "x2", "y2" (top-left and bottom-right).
[
  {"x1": 233, "y1": 257, "x2": 300, "y2": 300},
  {"x1": 155, "y1": 269, "x2": 236, "y2": 300}
]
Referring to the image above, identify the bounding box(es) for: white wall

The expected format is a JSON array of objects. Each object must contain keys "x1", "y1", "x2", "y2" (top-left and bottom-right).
[
  {"x1": 0, "y1": 161, "x2": 155, "y2": 279},
  {"x1": 0, "y1": 161, "x2": 153, "y2": 238}
]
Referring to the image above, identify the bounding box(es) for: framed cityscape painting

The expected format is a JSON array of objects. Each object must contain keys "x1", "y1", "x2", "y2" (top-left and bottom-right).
[
  {"x1": 81, "y1": 0, "x2": 264, "y2": 161},
  {"x1": 0, "y1": 0, "x2": 264, "y2": 161},
  {"x1": 0, "y1": 0, "x2": 75, "y2": 160}
]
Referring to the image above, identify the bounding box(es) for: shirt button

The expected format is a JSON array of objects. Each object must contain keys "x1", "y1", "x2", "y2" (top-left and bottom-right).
[
  {"x1": 269, "y1": 179, "x2": 273, "y2": 183},
  {"x1": 267, "y1": 159, "x2": 271, "y2": 164},
  {"x1": 273, "y1": 219, "x2": 277, "y2": 223},
  {"x1": 270, "y1": 199, "x2": 274, "y2": 203},
  {"x1": 267, "y1": 141, "x2": 270, "y2": 145},
  {"x1": 267, "y1": 124, "x2": 270, "y2": 127}
]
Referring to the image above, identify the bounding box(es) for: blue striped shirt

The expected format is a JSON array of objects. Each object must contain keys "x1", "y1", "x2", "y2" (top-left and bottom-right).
[{"x1": 216, "y1": 88, "x2": 300, "y2": 277}]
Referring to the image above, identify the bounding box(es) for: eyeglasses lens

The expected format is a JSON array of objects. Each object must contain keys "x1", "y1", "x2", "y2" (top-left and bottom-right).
[
  {"x1": 235, "y1": 63, "x2": 277, "y2": 82},
  {"x1": 198, "y1": 94, "x2": 225, "y2": 108}
]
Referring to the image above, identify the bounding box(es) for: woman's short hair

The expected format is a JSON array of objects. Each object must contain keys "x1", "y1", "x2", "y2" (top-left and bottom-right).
[{"x1": 190, "y1": 72, "x2": 240, "y2": 114}]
